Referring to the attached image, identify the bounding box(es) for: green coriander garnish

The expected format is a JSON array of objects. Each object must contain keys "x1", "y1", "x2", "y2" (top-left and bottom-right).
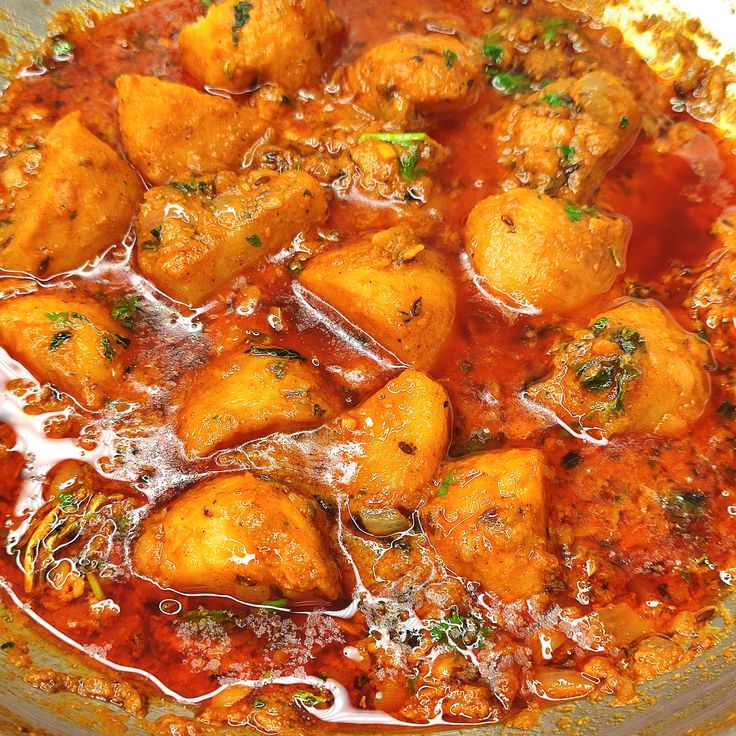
[
  {"x1": 232, "y1": 2, "x2": 254, "y2": 46},
  {"x1": 359, "y1": 131, "x2": 426, "y2": 145},
  {"x1": 539, "y1": 92, "x2": 575, "y2": 108},
  {"x1": 111, "y1": 294, "x2": 141, "y2": 327},
  {"x1": 558, "y1": 144, "x2": 575, "y2": 162},
  {"x1": 436, "y1": 470, "x2": 456, "y2": 497},
  {"x1": 564, "y1": 203, "x2": 597, "y2": 222},
  {"x1": 49, "y1": 331, "x2": 73, "y2": 351},
  {"x1": 293, "y1": 690, "x2": 328, "y2": 706},
  {"x1": 481, "y1": 42, "x2": 503, "y2": 65},
  {"x1": 51, "y1": 37, "x2": 75, "y2": 57},
  {"x1": 488, "y1": 70, "x2": 532, "y2": 95}
]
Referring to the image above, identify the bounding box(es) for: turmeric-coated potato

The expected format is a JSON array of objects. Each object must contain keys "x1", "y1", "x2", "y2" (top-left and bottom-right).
[
  {"x1": 294, "y1": 369, "x2": 450, "y2": 512},
  {"x1": 133, "y1": 473, "x2": 341, "y2": 603},
  {"x1": 494, "y1": 70, "x2": 641, "y2": 201},
  {"x1": 465, "y1": 188, "x2": 629, "y2": 314},
  {"x1": 0, "y1": 112, "x2": 142, "y2": 278},
  {"x1": 177, "y1": 346, "x2": 340, "y2": 457},
  {"x1": 178, "y1": 0, "x2": 343, "y2": 94},
  {"x1": 0, "y1": 292, "x2": 131, "y2": 410},
  {"x1": 422, "y1": 449, "x2": 557, "y2": 602},
  {"x1": 687, "y1": 213, "x2": 736, "y2": 363},
  {"x1": 136, "y1": 169, "x2": 328, "y2": 305},
  {"x1": 299, "y1": 226, "x2": 456, "y2": 368},
  {"x1": 116, "y1": 75, "x2": 267, "y2": 185},
  {"x1": 527, "y1": 301, "x2": 711, "y2": 439},
  {"x1": 347, "y1": 34, "x2": 480, "y2": 120}
]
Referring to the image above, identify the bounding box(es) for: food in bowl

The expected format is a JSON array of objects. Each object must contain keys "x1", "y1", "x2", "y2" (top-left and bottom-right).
[{"x1": 0, "y1": 0, "x2": 735, "y2": 731}]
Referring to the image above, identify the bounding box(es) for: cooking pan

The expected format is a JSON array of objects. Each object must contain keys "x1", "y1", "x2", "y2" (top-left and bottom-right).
[{"x1": 0, "y1": 0, "x2": 736, "y2": 734}]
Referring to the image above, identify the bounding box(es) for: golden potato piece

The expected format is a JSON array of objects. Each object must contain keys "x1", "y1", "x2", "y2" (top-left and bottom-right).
[
  {"x1": 133, "y1": 473, "x2": 341, "y2": 603},
  {"x1": 347, "y1": 33, "x2": 480, "y2": 119},
  {"x1": 276, "y1": 369, "x2": 450, "y2": 512},
  {"x1": 465, "y1": 188, "x2": 628, "y2": 314},
  {"x1": 300, "y1": 226, "x2": 456, "y2": 368},
  {"x1": 0, "y1": 112, "x2": 142, "y2": 278},
  {"x1": 0, "y1": 292, "x2": 131, "y2": 410},
  {"x1": 422, "y1": 449, "x2": 556, "y2": 603},
  {"x1": 116, "y1": 75, "x2": 267, "y2": 185},
  {"x1": 177, "y1": 346, "x2": 340, "y2": 457},
  {"x1": 527, "y1": 300, "x2": 711, "y2": 439},
  {"x1": 136, "y1": 169, "x2": 328, "y2": 305},
  {"x1": 687, "y1": 213, "x2": 736, "y2": 363},
  {"x1": 494, "y1": 70, "x2": 641, "y2": 201},
  {"x1": 178, "y1": 0, "x2": 342, "y2": 94}
]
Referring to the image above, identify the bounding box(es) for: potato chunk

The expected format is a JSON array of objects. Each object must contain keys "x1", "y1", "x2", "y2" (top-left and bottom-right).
[
  {"x1": 177, "y1": 346, "x2": 339, "y2": 457},
  {"x1": 687, "y1": 214, "x2": 736, "y2": 363},
  {"x1": 133, "y1": 473, "x2": 341, "y2": 603},
  {"x1": 178, "y1": 0, "x2": 342, "y2": 94},
  {"x1": 266, "y1": 369, "x2": 450, "y2": 513},
  {"x1": 116, "y1": 75, "x2": 266, "y2": 185},
  {"x1": 0, "y1": 112, "x2": 142, "y2": 277},
  {"x1": 0, "y1": 293, "x2": 131, "y2": 409},
  {"x1": 136, "y1": 169, "x2": 328, "y2": 305},
  {"x1": 527, "y1": 301, "x2": 711, "y2": 439},
  {"x1": 299, "y1": 226, "x2": 456, "y2": 368},
  {"x1": 465, "y1": 188, "x2": 628, "y2": 314},
  {"x1": 347, "y1": 34, "x2": 480, "y2": 119},
  {"x1": 421, "y1": 449, "x2": 556, "y2": 603},
  {"x1": 494, "y1": 70, "x2": 641, "y2": 201}
]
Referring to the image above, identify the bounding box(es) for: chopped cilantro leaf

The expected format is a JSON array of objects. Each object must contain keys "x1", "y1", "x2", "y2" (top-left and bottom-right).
[
  {"x1": 428, "y1": 609, "x2": 489, "y2": 649},
  {"x1": 488, "y1": 70, "x2": 532, "y2": 95},
  {"x1": 359, "y1": 131, "x2": 426, "y2": 145},
  {"x1": 575, "y1": 359, "x2": 616, "y2": 391},
  {"x1": 49, "y1": 331, "x2": 72, "y2": 351},
  {"x1": 293, "y1": 690, "x2": 328, "y2": 706},
  {"x1": 481, "y1": 42, "x2": 503, "y2": 65},
  {"x1": 113, "y1": 333, "x2": 131, "y2": 349},
  {"x1": 111, "y1": 294, "x2": 141, "y2": 327},
  {"x1": 589, "y1": 316, "x2": 608, "y2": 336},
  {"x1": 232, "y1": 2, "x2": 254, "y2": 46},
  {"x1": 398, "y1": 143, "x2": 427, "y2": 182},
  {"x1": 558, "y1": 144, "x2": 575, "y2": 162},
  {"x1": 101, "y1": 335, "x2": 116, "y2": 361},
  {"x1": 443, "y1": 49, "x2": 458, "y2": 68},
  {"x1": 58, "y1": 491, "x2": 76, "y2": 508},
  {"x1": 247, "y1": 234, "x2": 262, "y2": 247},
  {"x1": 51, "y1": 37, "x2": 75, "y2": 57},
  {"x1": 610, "y1": 326, "x2": 644, "y2": 354},
  {"x1": 539, "y1": 92, "x2": 575, "y2": 108},
  {"x1": 564, "y1": 203, "x2": 597, "y2": 222},
  {"x1": 436, "y1": 470, "x2": 456, "y2": 497},
  {"x1": 540, "y1": 18, "x2": 577, "y2": 42}
]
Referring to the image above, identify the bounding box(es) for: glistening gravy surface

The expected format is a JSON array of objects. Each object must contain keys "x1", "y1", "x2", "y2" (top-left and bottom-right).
[{"x1": 0, "y1": 0, "x2": 736, "y2": 731}]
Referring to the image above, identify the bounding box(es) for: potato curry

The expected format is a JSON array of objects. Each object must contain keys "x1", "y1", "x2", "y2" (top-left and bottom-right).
[{"x1": 0, "y1": 0, "x2": 735, "y2": 731}]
